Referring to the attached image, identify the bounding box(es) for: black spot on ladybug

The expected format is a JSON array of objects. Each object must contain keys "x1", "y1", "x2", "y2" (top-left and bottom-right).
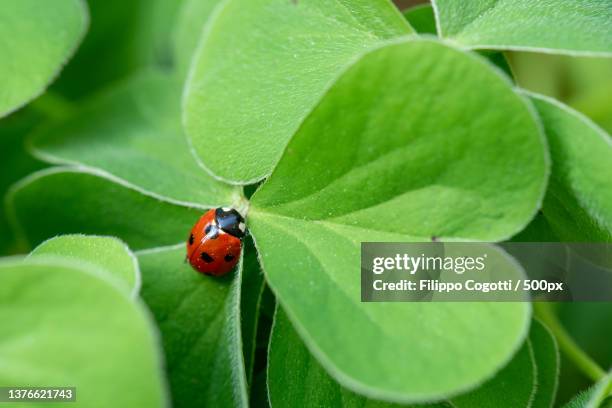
[
  {"x1": 204, "y1": 224, "x2": 219, "y2": 239},
  {"x1": 224, "y1": 254, "x2": 235, "y2": 262},
  {"x1": 188, "y1": 234, "x2": 194, "y2": 245},
  {"x1": 201, "y1": 252, "x2": 214, "y2": 263}
]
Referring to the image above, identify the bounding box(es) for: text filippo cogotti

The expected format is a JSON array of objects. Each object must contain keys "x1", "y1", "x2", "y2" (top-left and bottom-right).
[{"x1": 372, "y1": 253, "x2": 487, "y2": 275}]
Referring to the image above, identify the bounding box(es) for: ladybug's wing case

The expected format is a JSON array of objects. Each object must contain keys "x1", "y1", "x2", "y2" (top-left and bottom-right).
[
  {"x1": 190, "y1": 233, "x2": 242, "y2": 276},
  {"x1": 186, "y1": 209, "x2": 216, "y2": 260}
]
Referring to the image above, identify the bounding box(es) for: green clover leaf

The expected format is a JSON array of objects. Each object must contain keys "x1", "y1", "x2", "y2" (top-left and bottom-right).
[
  {"x1": 250, "y1": 39, "x2": 548, "y2": 241},
  {"x1": 51, "y1": 0, "x2": 185, "y2": 99},
  {"x1": 138, "y1": 244, "x2": 250, "y2": 407},
  {"x1": 29, "y1": 234, "x2": 141, "y2": 297},
  {"x1": 8, "y1": 167, "x2": 202, "y2": 250},
  {"x1": 29, "y1": 71, "x2": 238, "y2": 208},
  {"x1": 526, "y1": 92, "x2": 612, "y2": 242},
  {"x1": 183, "y1": 0, "x2": 414, "y2": 183},
  {"x1": 530, "y1": 320, "x2": 560, "y2": 408},
  {"x1": 563, "y1": 370, "x2": 612, "y2": 408},
  {"x1": 432, "y1": 0, "x2": 612, "y2": 56},
  {"x1": 0, "y1": 255, "x2": 168, "y2": 407},
  {"x1": 248, "y1": 38, "x2": 546, "y2": 401},
  {"x1": 269, "y1": 311, "x2": 559, "y2": 408},
  {"x1": 268, "y1": 307, "x2": 447, "y2": 408},
  {"x1": 172, "y1": 0, "x2": 223, "y2": 78},
  {"x1": 0, "y1": 0, "x2": 88, "y2": 117}
]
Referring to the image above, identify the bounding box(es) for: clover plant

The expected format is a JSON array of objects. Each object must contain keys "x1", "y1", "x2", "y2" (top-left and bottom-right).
[{"x1": 0, "y1": 1, "x2": 611, "y2": 407}]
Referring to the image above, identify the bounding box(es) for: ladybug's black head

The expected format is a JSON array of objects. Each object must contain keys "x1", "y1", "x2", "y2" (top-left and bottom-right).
[{"x1": 215, "y1": 207, "x2": 246, "y2": 238}]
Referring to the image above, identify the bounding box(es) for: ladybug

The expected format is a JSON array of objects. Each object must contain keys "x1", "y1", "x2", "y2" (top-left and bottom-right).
[{"x1": 186, "y1": 207, "x2": 246, "y2": 276}]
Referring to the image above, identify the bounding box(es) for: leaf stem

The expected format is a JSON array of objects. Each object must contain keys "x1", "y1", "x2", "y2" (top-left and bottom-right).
[
  {"x1": 535, "y1": 303, "x2": 606, "y2": 382},
  {"x1": 233, "y1": 193, "x2": 250, "y2": 218}
]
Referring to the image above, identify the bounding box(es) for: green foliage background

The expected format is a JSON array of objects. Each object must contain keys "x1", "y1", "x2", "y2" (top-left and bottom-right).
[{"x1": 0, "y1": 1, "x2": 611, "y2": 407}]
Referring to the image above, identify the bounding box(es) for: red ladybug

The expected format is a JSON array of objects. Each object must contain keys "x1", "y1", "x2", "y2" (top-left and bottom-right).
[{"x1": 186, "y1": 207, "x2": 246, "y2": 276}]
